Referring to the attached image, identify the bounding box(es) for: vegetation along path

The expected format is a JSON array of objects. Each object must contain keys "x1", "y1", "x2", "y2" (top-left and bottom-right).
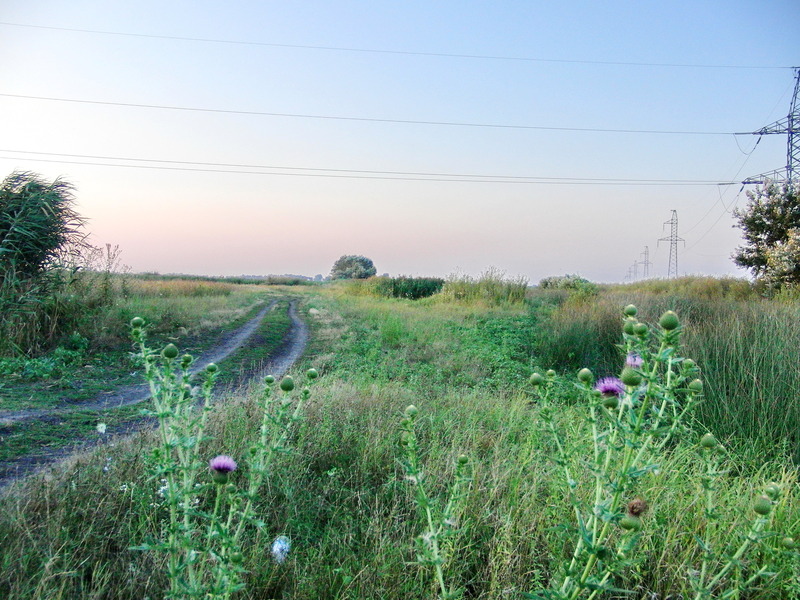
[{"x1": 0, "y1": 297, "x2": 309, "y2": 486}]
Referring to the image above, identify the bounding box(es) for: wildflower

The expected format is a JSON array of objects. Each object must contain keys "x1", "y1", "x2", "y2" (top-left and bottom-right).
[
  {"x1": 595, "y1": 377, "x2": 624, "y2": 397},
  {"x1": 271, "y1": 535, "x2": 291, "y2": 564},
  {"x1": 625, "y1": 353, "x2": 643, "y2": 369},
  {"x1": 96, "y1": 422, "x2": 107, "y2": 434},
  {"x1": 209, "y1": 455, "x2": 237, "y2": 484}
]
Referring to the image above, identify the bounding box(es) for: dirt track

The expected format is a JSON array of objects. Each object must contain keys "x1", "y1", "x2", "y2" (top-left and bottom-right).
[{"x1": 0, "y1": 298, "x2": 308, "y2": 488}]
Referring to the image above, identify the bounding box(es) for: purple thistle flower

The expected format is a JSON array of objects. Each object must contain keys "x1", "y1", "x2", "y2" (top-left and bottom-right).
[
  {"x1": 209, "y1": 455, "x2": 237, "y2": 473},
  {"x1": 625, "y1": 353, "x2": 644, "y2": 369},
  {"x1": 595, "y1": 377, "x2": 625, "y2": 397},
  {"x1": 209, "y1": 455, "x2": 237, "y2": 483}
]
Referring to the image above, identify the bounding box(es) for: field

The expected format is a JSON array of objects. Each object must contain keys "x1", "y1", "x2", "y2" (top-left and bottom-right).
[{"x1": 0, "y1": 276, "x2": 798, "y2": 599}]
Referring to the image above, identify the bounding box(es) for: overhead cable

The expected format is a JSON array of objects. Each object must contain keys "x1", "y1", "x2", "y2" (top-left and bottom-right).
[{"x1": 0, "y1": 21, "x2": 791, "y2": 70}]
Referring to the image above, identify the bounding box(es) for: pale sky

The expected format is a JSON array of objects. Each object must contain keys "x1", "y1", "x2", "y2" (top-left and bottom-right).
[{"x1": 0, "y1": 2, "x2": 797, "y2": 282}]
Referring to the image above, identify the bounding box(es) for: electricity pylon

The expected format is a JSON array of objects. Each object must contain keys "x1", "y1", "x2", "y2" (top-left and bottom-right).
[
  {"x1": 743, "y1": 67, "x2": 800, "y2": 184},
  {"x1": 640, "y1": 246, "x2": 652, "y2": 279},
  {"x1": 658, "y1": 211, "x2": 685, "y2": 278}
]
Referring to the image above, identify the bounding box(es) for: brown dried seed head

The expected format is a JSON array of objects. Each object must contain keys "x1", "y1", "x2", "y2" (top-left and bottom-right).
[{"x1": 627, "y1": 498, "x2": 649, "y2": 517}]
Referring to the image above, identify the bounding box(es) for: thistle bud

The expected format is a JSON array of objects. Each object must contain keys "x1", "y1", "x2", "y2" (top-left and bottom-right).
[
  {"x1": 623, "y1": 319, "x2": 636, "y2": 335},
  {"x1": 633, "y1": 323, "x2": 648, "y2": 336},
  {"x1": 620, "y1": 515, "x2": 642, "y2": 531},
  {"x1": 405, "y1": 404, "x2": 418, "y2": 418},
  {"x1": 181, "y1": 354, "x2": 193, "y2": 369},
  {"x1": 700, "y1": 433, "x2": 717, "y2": 449},
  {"x1": 602, "y1": 395, "x2": 619, "y2": 409},
  {"x1": 280, "y1": 376, "x2": 295, "y2": 392},
  {"x1": 162, "y1": 344, "x2": 179, "y2": 360},
  {"x1": 130, "y1": 316, "x2": 145, "y2": 328},
  {"x1": 546, "y1": 369, "x2": 556, "y2": 378},
  {"x1": 264, "y1": 375, "x2": 275, "y2": 384},
  {"x1": 620, "y1": 367, "x2": 642, "y2": 387},
  {"x1": 753, "y1": 495, "x2": 773, "y2": 516},
  {"x1": 529, "y1": 372, "x2": 545, "y2": 387},
  {"x1": 306, "y1": 368, "x2": 319, "y2": 380},
  {"x1": 206, "y1": 362, "x2": 218, "y2": 373},
  {"x1": 688, "y1": 379, "x2": 703, "y2": 393},
  {"x1": 623, "y1": 304, "x2": 638, "y2": 317},
  {"x1": 577, "y1": 368, "x2": 593, "y2": 384},
  {"x1": 457, "y1": 454, "x2": 469, "y2": 465},
  {"x1": 659, "y1": 311, "x2": 680, "y2": 331},
  {"x1": 765, "y1": 483, "x2": 781, "y2": 501}
]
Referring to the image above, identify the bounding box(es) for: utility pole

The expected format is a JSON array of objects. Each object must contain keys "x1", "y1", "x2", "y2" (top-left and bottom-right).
[
  {"x1": 658, "y1": 211, "x2": 685, "y2": 278},
  {"x1": 743, "y1": 67, "x2": 800, "y2": 184}
]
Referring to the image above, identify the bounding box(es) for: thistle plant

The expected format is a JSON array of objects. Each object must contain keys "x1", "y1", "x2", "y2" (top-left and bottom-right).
[
  {"x1": 129, "y1": 317, "x2": 315, "y2": 599},
  {"x1": 400, "y1": 404, "x2": 472, "y2": 600},
  {"x1": 689, "y1": 433, "x2": 786, "y2": 599},
  {"x1": 527, "y1": 306, "x2": 704, "y2": 599}
]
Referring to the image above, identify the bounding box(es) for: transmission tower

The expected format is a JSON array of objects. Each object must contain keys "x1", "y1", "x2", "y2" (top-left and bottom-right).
[
  {"x1": 658, "y1": 210, "x2": 685, "y2": 278},
  {"x1": 640, "y1": 246, "x2": 652, "y2": 278},
  {"x1": 743, "y1": 67, "x2": 800, "y2": 184}
]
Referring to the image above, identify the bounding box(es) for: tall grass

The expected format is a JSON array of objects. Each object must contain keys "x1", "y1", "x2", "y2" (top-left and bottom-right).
[
  {"x1": 530, "y1": 283, "x2": 800, "y2": 458},
  {"x1": 438, "y1": 268, "x2": 528, "y2": 306}
]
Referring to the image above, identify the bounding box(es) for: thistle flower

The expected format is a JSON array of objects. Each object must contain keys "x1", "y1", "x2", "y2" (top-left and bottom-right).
[
  {"x1": 271, "y1": 535, "x2": 291, "y2": 564},
  {"x1": 595, "y1": 377, "x2": 624, "y2": 397},
  {"x1": 625, "y1": 353, "x2": 643, "y2": 369},
  {"x1": 209, "y1": 455, "x2": 237, "y2": 484}
]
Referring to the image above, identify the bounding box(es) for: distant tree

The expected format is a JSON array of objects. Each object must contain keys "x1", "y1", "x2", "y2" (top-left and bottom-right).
[
  {"x1": 330, "y1": 255, "x2": 377, "y2": 280},
  {"x1": 0, "y1": 171, "x2": 84, "y2": 281},
  {"x1": 732, "y1": 181, "x2": 800, "y2": 287}
]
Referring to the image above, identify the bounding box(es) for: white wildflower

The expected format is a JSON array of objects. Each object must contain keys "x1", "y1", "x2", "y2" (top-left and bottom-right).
[
  {"x1": 271, "y1": 535, "x2": 291, "y2": 564},
  {"x1": 96, "y1": 422, "x2": 107, "y2": 434}
]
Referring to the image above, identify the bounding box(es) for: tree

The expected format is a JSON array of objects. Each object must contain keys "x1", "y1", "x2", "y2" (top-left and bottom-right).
[
  {"x1": 0, "y1": 171, "x2": 84, "y2": 281},
  {"x1": 732, "y1": 181, "x2": 800, "y2": 286},
  {"x1": 330, "y1": 255, "x2": 377, "y2": 280}
]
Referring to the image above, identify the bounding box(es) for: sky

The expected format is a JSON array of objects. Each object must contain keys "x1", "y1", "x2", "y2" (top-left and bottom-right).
[{"x1": 0, "y1": 1, "x2": 798, "y2": 282}]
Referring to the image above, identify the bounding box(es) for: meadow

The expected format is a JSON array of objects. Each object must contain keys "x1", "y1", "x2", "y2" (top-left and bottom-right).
[{"x1": 0, "y1": 275, "x2": 798, "y2": 599}]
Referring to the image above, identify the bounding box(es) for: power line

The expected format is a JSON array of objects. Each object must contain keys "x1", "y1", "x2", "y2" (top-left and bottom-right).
[
  {"x1": 0, "y1": 93, "x2": 752, "y2": 136},
  {"x1": 0, "y1": 150, "x2": 741, "y2": 185},
  {"x1": 0, "y1": 21, "x2": 792, "y2": 71},
  {"x1": 0, "y1": 148, "x2": 737, "y2": 182}
]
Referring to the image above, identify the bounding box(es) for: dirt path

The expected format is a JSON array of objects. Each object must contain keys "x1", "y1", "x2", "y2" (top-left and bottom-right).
[{"x1": 0, "y1": 298, "x2": 309, "y2": 488}]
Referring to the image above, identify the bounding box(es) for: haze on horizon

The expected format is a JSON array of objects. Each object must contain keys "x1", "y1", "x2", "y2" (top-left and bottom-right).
[{"x1": 0, "y1": 1, "x2": 797, "y2": 283}]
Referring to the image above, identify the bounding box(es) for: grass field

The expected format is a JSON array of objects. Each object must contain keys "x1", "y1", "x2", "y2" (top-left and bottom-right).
[{"x1": 0, "y1": 277, "x2": 798, "y2": 599}]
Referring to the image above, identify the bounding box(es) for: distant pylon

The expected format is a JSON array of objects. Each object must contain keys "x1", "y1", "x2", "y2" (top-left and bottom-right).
[
  {"x1": 658, "y1": 211, "x2": 685, "y2": 278},
  {"x1": 640, "y1": 246, "x2": 652, "y2": 278}
]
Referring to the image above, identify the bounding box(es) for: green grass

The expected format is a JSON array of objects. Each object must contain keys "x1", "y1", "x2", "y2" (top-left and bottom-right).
[{"x1": 0, "y1": 284, "x2": 797, "y2": 599}]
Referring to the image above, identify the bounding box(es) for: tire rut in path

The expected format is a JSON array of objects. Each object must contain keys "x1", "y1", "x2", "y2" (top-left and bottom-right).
[{"x1": 0, "y1": 298, "x2": 308, "y2": 488}]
